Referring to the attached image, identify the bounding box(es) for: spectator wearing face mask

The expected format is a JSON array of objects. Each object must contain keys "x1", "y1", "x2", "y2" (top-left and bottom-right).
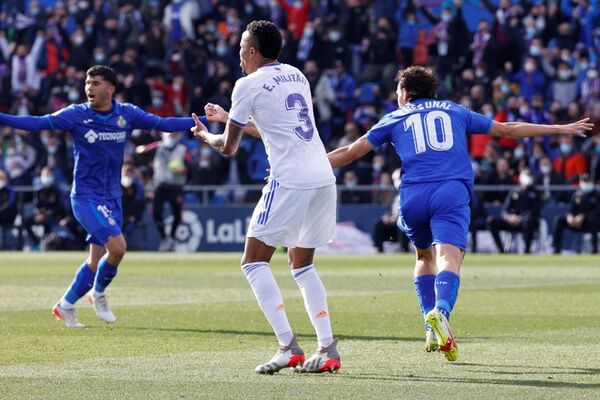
[
  {"x1": 482, "y1": 156, "x2": 514, "y2": 203},
  {"x1": 553, "y1": 136, "x2": 588, "y2": 183},
  {"x1": 550, "y1": 61, "x2": 577, "y2": 107},
  {"x1": 340, "y1": 170, "x2": 369, "y2": 204},
  {"x1": 582, "y1": 133, "x2": 600, "y2": 183},
  {"x1": 22, "y1": 166, "x2": 65, "y2": 250},
  {"x1": 163, "y1": 0, "x2": 200, "y2": 43},
  {"x1": 372, "y1": 168, "x2": 409, "y2": 253},
  {"x1": 580, "y1": 67, "x2": 600, "y2": 112},
  {"x1": 489, "y1": 169, "x2": 543, "y2": 253},
  {"x1": 120, "y1": 163, "x2": 145, "y2": 244},
  {"x1": 535, "y1": 155, "x2": 566, "y2": 202},
  {"x1": 396, "y1": 9, "x2": 422, "y2": 67},
  {"x1": 277, "y1": 0, "x2": 311, "y2": 40},
  {"x1": 511, "y1": 57, "x2": 546, "y2": 102},
  {"x1": 151, "y1": 131, "x2": 190, "y2": 251},
  {"x1": 552, "y1": 174, "x2": 599, "y2": 254},
  {"x1": 0, "y1": 30, "x2": 45, "y2": 95},
  {"x1": 0, "y1": 169, "x2": 17, "y2": 248}
]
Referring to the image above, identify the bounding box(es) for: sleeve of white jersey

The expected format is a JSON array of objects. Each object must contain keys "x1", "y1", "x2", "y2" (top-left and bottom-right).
[{"x1": 227, "y1": 77, "x2": 254, "y2": 127}]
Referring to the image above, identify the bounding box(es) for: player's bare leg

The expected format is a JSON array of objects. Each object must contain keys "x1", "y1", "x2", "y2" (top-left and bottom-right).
[
  {"x1": 426, "y1": 244, "x2": 463, "y2": 362},
  {"x1": 289, "y1": 247, "x2": 341, "y2": 373},
  {"x1": 53, "y1": 244, "x2": 107, "y2": 328},
  {"x1": 241, "y1": 238, "x2": 304, "y2": 374},
  {"x1": 414, "y1": 246, "x2": 439, "y2": 352},
  {"x1": 89, "y1": 235, "x2": 127, "y2": 323}
]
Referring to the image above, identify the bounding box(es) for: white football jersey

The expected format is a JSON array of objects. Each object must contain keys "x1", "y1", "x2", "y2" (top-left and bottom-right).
[{"x1": 228, "y1": 63, "x2": 336, "y2": 189}]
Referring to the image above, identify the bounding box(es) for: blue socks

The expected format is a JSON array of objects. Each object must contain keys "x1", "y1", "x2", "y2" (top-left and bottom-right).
[
  {"x1": 434, "y1": 270, "x2": 460, "y2": 319},
  {"x1": 63, "y1": 263, "x2": 95, "y2": 305},
  {"x1": 414, "y1": 274, "x2": 436, "y2": 329},
  {"x1": 94, "y1": 257, "x2": 118, "y2": 293}
]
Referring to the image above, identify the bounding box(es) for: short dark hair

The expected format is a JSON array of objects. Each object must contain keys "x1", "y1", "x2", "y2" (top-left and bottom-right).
[
  {"x1": 86, "y1": 65, "x2": 118, "y2": 87},
  {"x1": 395, "y1": 66, "x2": 438, "y2": 101},
  {"x1": 246, "y1": 20, "x2": 282, "y2": 60}
]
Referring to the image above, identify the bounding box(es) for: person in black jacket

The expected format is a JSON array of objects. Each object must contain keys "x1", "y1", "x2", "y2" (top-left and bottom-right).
[
  {"x1": 23, "y1": 167, "x2": 65, "y2": 248},
  {"x1": 552, "y1": 174, "x2": 599, "y2": 254},
  {"x1": 0, "y1": 169, "x2": 18, "y2": 249},
  {"x1": 120, "y1": 163, "x2": 145, "y2": 239},
  {"x1": 469, "y1": 190, "x2": 489, "y2": 253},
  {"x1": 489, "y1": 169, "x2": 543, "y2": 253}
]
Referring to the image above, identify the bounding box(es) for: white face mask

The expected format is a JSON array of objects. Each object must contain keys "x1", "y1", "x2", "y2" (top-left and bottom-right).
[
  {"x1": 540, "y1": 164, "x2": 552, "y2": 174},
  {"x1": 40, "y1": 176, "x2": 54, "y2": 187},
  {"x1": 520, "y1": 175, "x2": 534, "y2": 187},
  {"x1": 514, "y1": 148, "x2": 524, "y2": 159},
  {"x1": 524, "y1": 63, "x2": 535, "y2": 73},
  {"x1": 121, "y1": 176, "x2": 133, "y2": 188},
  {"x1": 0, "y1": 180, "x2": 7, "y2": 189},
  {"x1": 588, "y1": 70, "x2": 598, "y2": 79},
  {"x1": 558, "y1": 70, "x2": 571, "y2": 79},
  {"x1": 163, "y1": 137, "x2": 177, "y2": 148},
  {"x1": 580, "y1": 183, "x2": 594, "y2": 192}
]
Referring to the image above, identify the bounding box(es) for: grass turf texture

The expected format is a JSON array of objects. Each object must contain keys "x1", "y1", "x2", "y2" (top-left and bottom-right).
[{"x1": 1, "y1": 252, "x2": 599, "y2": 400}]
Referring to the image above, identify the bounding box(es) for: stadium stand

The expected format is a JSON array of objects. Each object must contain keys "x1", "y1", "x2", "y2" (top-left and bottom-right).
[{"x1": 0, "y1": 0, "x2": 598, "y2": 252}]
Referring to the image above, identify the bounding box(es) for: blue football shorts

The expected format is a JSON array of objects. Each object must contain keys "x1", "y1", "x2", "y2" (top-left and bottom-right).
[
  {"x1": 397, "y1": 180, "x2": 471, "y2": 251},
  {"x1": 71, "y1": 197, "x2": 123, "y2": 246}
]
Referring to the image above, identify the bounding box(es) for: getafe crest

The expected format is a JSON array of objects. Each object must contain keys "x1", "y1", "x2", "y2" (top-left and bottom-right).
[{"x1": 117, "y1": 116, "x2": 127, "y2": 128}]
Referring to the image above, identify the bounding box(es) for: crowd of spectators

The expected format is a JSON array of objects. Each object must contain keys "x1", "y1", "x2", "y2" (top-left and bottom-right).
[{"x1": 0, "y1": 0, "x2": 599, "y2": 250}]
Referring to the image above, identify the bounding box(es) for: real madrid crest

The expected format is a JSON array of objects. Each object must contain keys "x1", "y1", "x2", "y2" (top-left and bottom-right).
[{"x1": 117, "y1": 116, "x2": 127, "y2": 128}]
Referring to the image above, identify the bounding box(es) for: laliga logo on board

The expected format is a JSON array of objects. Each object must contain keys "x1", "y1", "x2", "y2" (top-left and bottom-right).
[
  {"x1": 165, "y1": 211, "x2": 203, "y2": 252},
  {"x1": 165, "y1": 212, "x2": 251, "y2": 252},
  {"x1": 85, "y1": 129, "x2": 99, "y2": 143}
]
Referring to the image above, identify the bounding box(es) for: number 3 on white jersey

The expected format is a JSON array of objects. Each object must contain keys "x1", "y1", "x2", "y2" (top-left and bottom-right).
[
  {"x1": 285, "y1": 93, "x2": 314, "y2": 141},
  {"x1": 404, "y1": 111, "x2": 454, "y2": 153}
]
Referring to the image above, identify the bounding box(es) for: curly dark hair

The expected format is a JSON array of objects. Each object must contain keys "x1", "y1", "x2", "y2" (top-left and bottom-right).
[
  {"x1": 246, "y1": 20, "x2": 282, "y2": 60},
  {"x1": 86, "y1": 65, "x2": 118, "y2": 88},
  {"x1": 395, "y1": 66, "x2": 438, "y2": 101}
]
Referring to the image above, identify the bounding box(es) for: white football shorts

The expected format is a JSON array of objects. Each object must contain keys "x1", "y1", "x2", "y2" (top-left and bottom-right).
[{"x1": 246, "y1": 180, "x2": 337, "y2": 249}]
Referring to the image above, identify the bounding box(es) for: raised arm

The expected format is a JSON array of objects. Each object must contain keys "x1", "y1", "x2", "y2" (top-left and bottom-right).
[
  {"x1": 488, "y1": 118, "x2": 594, "y2": 139},
  {"x1": 191, "y1": 113, "x2": 243, "y2": 156},
  {"x1": 327, "y1": 136, "x2": 374, "y2": 168}
]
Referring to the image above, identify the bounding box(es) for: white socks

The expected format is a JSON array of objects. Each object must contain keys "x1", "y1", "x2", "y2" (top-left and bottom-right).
[
  {"x1": 59, "y1": 299, "x2": 75, "y2": 309},
  {"x1": 242, "y1": 262, "x2": 293, "y2": 346},
  {"x1": 292, "y1": 265, "x2": 333, "y2": 348}
]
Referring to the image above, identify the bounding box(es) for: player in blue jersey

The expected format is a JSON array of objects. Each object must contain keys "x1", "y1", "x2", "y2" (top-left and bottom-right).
[
  {"x1": 328, "y1": 66, "x2": 593, "y2": 361},
  {"x1": 0, "y1": 65, "x2": 212, "y2": 327}
]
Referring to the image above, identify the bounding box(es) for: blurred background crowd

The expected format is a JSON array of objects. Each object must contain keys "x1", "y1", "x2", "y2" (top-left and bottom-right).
[{"x1": 0, "y1": 0, "x2": 599, "y2": 251}]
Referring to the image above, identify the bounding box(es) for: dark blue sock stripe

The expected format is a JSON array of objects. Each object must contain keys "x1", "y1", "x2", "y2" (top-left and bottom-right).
[
  {"x1": 242, "y1": 262, "x2": 267, "y2": 276},
  {"x1": 292, "y1": 265, "x2": 314, "y2": 279}
]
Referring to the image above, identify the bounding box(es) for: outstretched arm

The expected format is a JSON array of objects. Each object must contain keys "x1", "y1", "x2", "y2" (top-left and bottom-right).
[
  {"x1": 191, "y1": 113, "x2": 243, "y2": 156},
  {"x1": 0, "y1": 113, "x2": 54, "y2": 132},
  {"x1": 153, "y1": 116, "x2": 206, "y2": 132},
  {"x1": 327, "y1": 137, "x2": 374, "y2": 168},
  {"x1": 489, "y1": 118, "x2": 593, "y2": 139},
  {"x1": 204, "y1": 103, "x2": 261, "y2": 138}
]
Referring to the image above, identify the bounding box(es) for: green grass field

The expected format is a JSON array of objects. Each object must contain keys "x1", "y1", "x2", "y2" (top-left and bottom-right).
[{"x1": 1, "y1": 252, "x2": 599, "y2": 400}]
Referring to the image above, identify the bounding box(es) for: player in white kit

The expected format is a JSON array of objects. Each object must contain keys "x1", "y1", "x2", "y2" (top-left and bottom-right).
[{"x1": 191, "y1": 20, "x2": 341, "y2": 374}]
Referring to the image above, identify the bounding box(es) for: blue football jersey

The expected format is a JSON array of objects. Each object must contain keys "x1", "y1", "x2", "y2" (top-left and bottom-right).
[
  {"x1": 43, "y1": 102, "x2": 192, "y2": 199},
  {"x1": 365, "y1": 99, "x2": 493, "y2": 188}
]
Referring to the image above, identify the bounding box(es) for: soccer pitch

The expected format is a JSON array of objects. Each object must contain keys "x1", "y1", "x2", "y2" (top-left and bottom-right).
[{"x1": 1, "y1": 253, "x2": 599, "y2": 400}]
